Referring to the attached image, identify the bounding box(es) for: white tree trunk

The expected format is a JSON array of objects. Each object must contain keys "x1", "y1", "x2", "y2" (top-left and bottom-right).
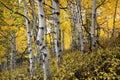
[
  {"x1": 91, "y1": 0, "x2": 97, "y2": 51},
  {"x1": 37, "y1": 0, "x2": 51, "y2": 79},
  {"x1": 23, "y1": 0, "x2": 34, "y2": 76},
  {"x1": 10, "y1": 33, "x2": 16, "y2": 70},
  {"x1": 52, "y1": 0, "x2": 61, "y2": 64},
  {"x1": 71, "y1": 17, "x2": 77, "y2": 51},
  {"x1": 51, "y1": 26, "x2": 55, "y2": 53},
  {"x1": 29, "y1": 0, "x2": 40, "y2": 63},
  {"x1": 76, "y1": 0, "x2": 85, "y2": 54},
  {"x1": 68, "y1": 1, "x2": 77, "y2": 51}
]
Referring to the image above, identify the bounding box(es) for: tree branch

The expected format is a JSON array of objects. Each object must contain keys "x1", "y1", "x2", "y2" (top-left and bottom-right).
[
  {"x1": 0, "y1": 1, "x2": 30, "y2": 23},
  {"x1": 96, "y1": 0, "x2": 106, "y2": 10}
]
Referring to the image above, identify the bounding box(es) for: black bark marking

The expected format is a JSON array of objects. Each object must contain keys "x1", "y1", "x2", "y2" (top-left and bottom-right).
[
  {"x1": 27, "y1": 31, "x2": 30, "y2": 34},
  {"x1": 34, "y1": 36, "x2": 36, "y2": 41},
  {"x1": 57, "y1": 21, "x2": 60, "y2": 24},
  {"x1": 59, "y1": 49, "x2": 62, "y2": 52},
  {"x1": 55, "y1": 0, "x2": 59, "y2": 3},
  {"x1": 30, "y1": 49, "x2": 32, "y2": 51},
  {"x1": 28, "y1": 21, "x2": 30, "y2": 24},
  {"x1": 41, "y1": 45, "x2": 46, "y2": 50},
  {"x1": 52, "y1": 31, "x2": 56, "y2": 34},
  {"x1": 40, "y1": 14, "x2": 44, "y2": 18},
  {"x1": 39, "y1": 43, "x2": 42, "y2": 46},
  {"x1": 57, "y1": 41, "x2": 59, "y2": 47},
  {"x1": 83, "y1": 42, "x2": 85, "y2": 44},
  {"x1": 38, "y1": 0, "x2": 42, "y2": 2},
  {"x1": 39, "y1": 27, "x2": 44, "y2": 29},
  {"x1": 35, "y1": 40, "x2": 39, "y2": 45},
  {"x1": 36, "y1": 25, "x2": 39, "y2": 29},
  {"x1": 58, "y1": 55, "x2": 60, "y2": 57},
  {"x1": 93, "y1": 14, "x2": 96, "y2": 18},
  {"x1": 55, "y1": 12, "x2": 60, "y2": 15},
  {"x1": 30, "y1": 35, "x2": 32, "y2": 38},
  {"x1": 44, "y1": 54, "x2": 47, "y2": 57},
  {"x1": 43, "y1": 60, "x2": 45, "y2": 62},
  {"x1": 12, "y1": 50, "x2": 15, "y2": 53}
]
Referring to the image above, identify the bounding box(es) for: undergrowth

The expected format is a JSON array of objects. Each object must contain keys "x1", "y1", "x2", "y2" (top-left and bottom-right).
[{"x1": 0, "y1": 47, "x2": 120, "y2": 80}]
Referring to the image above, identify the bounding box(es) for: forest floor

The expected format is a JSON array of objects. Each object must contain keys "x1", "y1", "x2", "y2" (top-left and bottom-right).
[{"x1": 0, "y1": 38, "x2": 120, "y2": 80}]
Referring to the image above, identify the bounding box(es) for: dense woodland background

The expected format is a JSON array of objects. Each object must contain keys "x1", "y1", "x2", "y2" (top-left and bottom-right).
[{"x1": 0, "y1": 0, "x2": 120, "y2": 80}]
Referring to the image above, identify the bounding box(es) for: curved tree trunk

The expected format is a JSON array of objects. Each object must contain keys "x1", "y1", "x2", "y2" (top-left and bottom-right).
[
  {"x1": 110, "y1": 0, "x2": 119, "y2": 46},
  {"x1": 29, "y1": 0, "x2": 41, "y2": 64},
  {"x1": 23, "y1": 0, "x2": 34, "y2": 77}
]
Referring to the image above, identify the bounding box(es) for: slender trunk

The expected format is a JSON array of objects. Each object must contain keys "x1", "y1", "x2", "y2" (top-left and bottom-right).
[
  {"x1": 71, "y1": 17, "x2": 77, "y2": 51},
  {"x1": 61, "y1": 30, "x2": 64, "y2": 51},
  {"x1": 51, "y1": 26, "x2": 55, "y2": 53},
  {"x1": 68, "y1": 1, "x2": 77, "y2": 52},
  {"x1": 52, "y1": 0, "x2": 61, "y2": 64},
  {"x1": 76, "y1": 0, "x2": 85, "y2": 54},
  {"x1": 44, "y1": 16, "x2": 48, "y2": 46},
  {"x1": 59, "y1": 29, "x2": 62, "y2": 52},
  {"x1": 91, "y1": 0, "x2": 97, "y2": 51},
  {"x1": 10, "y1": 33, "x2": 16, "y2": 70},
  {"x1": 5, "y1": 37, "x2": 9, "y2": 70},
  {"x1": 110, "y1": 0, "x2": 118, "y2": 46},
  {"x1": 84, "y1": 14, "x2": 92, "y2": 51},
  {"x1": 29, "y1": 0, "x2": 41, "y2": 64},
  {"x1": 37, "y1": 0, "x2": 51, "y2": 79},
  {"x1": 23, "y1": 0, "x2": 34, "y2": 76},
  {"x1": 5, "y1": 49, "x2": 8, "y2": 70}
]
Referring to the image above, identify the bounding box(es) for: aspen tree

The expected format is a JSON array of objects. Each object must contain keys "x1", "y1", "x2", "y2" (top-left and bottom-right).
[
  {"x1": 10, "y1": 32, "x2": 16, "y2": 70},
  {"x1": 76, "y1": 0, "x2": 85, "y2": 54},
  {"x1": 91, "y1": 0, "x2": 97, "y2": 51},
  {"x1": 23, "y1": 0, "x2": 34, "y2": 76},
  {"x1": 37, "y1": 0, "x2": 51, "y2": 79},
  {"x1": 29, "y1": 0, "x2": 40, "y2": 63},
  {"x1": 51, "y1": 26, "x2": 55, "y2": 53},
  {"x1": 52, "y1": 0, "x2": 61, "y2": 64},
  {"x1": 67, "y1": 0, "x2": 77, "y2": 51}
]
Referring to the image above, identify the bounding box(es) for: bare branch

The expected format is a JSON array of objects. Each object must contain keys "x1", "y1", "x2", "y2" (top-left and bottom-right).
[
  {"x1": 96, "y1": 0, "x2": 106, "y2": 9},
  {"x1": 0, "y1": 1, "x2": 30, "y2": 23}
]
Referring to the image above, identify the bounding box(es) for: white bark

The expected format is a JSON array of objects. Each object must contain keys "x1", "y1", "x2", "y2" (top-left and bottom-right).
[
  {"x1": 68, "y1": 1, "x2": 77, "y2": 51},
  {"x1": 76, "y1": 0, "x2": 85, "y2": 54},
  {"x1": 10, "y1": 33, "x2": 16, "y2": 70},
  {"x1": 91, "y1": 0, "x2": 97, "y2": 50},
  {"x1": 37, "y1": 0, "x2": 51, "y2": 79},
  {"x1": 71, "y1": 17, "x2": 77, "y2": 51},
  {"x1": 51, "y1": 26, "x2": 55, "y2": 53},
  {"x1": 52, "y1": 0, "x2": 61, "y2": 64},
  {"x1": 23, "y1": 0, "x2": 34, "y2": 76},
  {"x1": 29, "y1": 0, "x2": 40, "y2": 63}
]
